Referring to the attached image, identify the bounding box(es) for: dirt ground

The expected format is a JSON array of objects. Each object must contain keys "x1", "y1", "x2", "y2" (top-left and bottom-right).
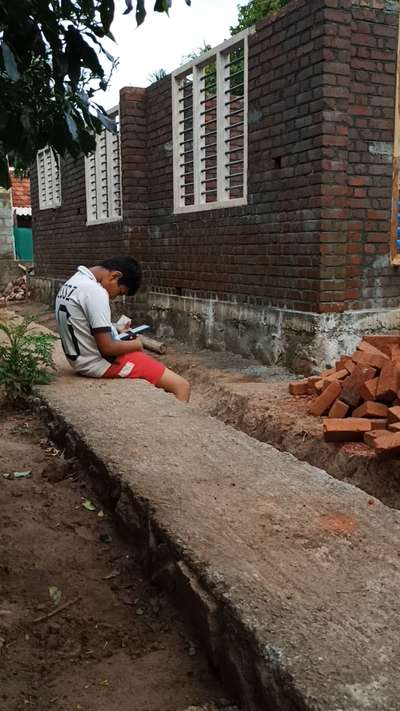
[{"x1": 0, "y1": 409, "x2": 231, "y2": 711}]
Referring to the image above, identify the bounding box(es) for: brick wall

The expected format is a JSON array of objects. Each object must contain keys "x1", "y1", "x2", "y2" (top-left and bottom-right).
[
  {"x1": 317, "y1": 0, "x2": 400, "y2": 313},
  {"x1": 31, "y1": 0, "x2": 400, "y2": 317}
]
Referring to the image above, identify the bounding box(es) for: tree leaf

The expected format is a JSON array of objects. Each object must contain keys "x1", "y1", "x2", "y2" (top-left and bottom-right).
[
  {"x1": 0, "y1": 152, "x2": 11, "y2": 190},
  {"x1": 154, "y1": 0, "x2": 171, "y2": 12},
  {"x1": 65, "y1": 26, "x2": 104, "y2": 79},
  {"x1": 95, "y1": 110, "x2": 117, "y2": 133},
  {"x1": 123, "y1": 0, "x2": 133, "y2": 15},
  {"x1": 1, "y1": 43, "x2": 20, "y2": 81},
  {"x1": 65, "y1": 112, "x2": 78, "y2": 139},
  {"x1": 82, "y1": 499, "x2": 96, "y2": 511},
  {"x1": 100, "y1": 0, "x2": 115, "y2": 33},
  {"x1": 13, "y1": 471, "x2": 32, "y2": 479},
  {"x1": 136, "y1": 0, "x2": 146, "y2": 25}
]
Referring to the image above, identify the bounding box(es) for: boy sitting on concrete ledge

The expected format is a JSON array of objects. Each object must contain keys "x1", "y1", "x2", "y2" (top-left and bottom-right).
[{"x1": 55, "y1": 256, "x2": 190, "y2": 402}]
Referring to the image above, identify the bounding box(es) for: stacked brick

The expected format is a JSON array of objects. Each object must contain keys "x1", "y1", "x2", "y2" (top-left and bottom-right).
[{"x1": 289, "y1": 337, "x2": 400, "y2": 456}]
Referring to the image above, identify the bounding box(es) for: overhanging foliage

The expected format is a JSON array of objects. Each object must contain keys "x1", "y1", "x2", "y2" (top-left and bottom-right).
[{"x1": 0, "y1": 0, "x2": 190, "y2": 188}]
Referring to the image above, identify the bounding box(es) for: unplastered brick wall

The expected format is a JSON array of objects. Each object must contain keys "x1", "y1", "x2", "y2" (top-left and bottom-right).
[
  {"x1": 346, "y1": 0, "x2": 400, "y2": 311},
  {"x1": 318, "y1": 0, "x2": 400, "y2": 313},
  {"x1": 132, "y1": 0, "x2": 327, "y2": 313},
  {"x1": 31, "y1": 0, "x2": 400, "y2": 317}
]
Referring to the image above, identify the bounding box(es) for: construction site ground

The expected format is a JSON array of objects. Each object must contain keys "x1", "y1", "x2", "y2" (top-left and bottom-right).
[
  {"x1": 13, "y1": 300, "x2": 400, "y2": 510},
  {"x1": 0, "y1": 409, "x2": 232, "y2": 711},
  {"x1": 3, "y1": 301, "x2": 400, "y2": 709}
]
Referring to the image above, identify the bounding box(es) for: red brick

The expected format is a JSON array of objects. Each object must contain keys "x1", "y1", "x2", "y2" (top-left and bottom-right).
[
  {"x1": 387, "y1": 406, "x2": 400, "y2": 424},
  {"x1": 359, "y1": 377, "x2": 378, "y2": 402},
  {"x1": 328, "y1": 399, "x2": 349, "y2": 418},
  {"x1": 318, "y1": 369, "x2": 348, "y2": 387},
  {"x1": 364, "y1": 429, "x2": 389, "y2": 448},
  {"x1": 352, "y1": 401, "x2": 388, "y2": 418},
  {"x1": 372, "y1": 432, "x2": 400, "y2": 458},
  {"x1": 315, "y1": 378, "x2": 335, "y2": 393},
  {"x1": 289, "y1": 380, "x2": 309, "y2": 396},
  {"x1": 320, "y1": 366, "x2": 337, "y2": 378},
  {"x1": 368, "y1": 419, "x2": 388, "y2": 430},
  {"x1": 307, "y1": 376, "x2": 321, "y2": 394},
  {"x1": 342, "y1": 358, "x2": 356, "y2": 374},
  {"x1": 376, "y1": 362, "x2": 400, "y2": 403},
  {"x1": 336, "y1": 356, "x2": 351, "y2": 371},
  {"x1": 323, "y1": 418, "x2": 372, "y2": 442},
  {"x1": 308, "y1": 381, "x2": 342, "y2": 417},
  {"x1": 357, "y1": 339, "x2": 390, "y2": 358},
  {"x1": 352, "y1": 349, "x2": 389, "y2": 371},
  {"x1": 389, "y1": 422, "x2": 400, "y2": 432},
  {"x1": 363, "y1": 336, "x2": 400, "y2": 358},
  {"x1": 341, "y1": 365, "x2": 377, "y2": 408}
]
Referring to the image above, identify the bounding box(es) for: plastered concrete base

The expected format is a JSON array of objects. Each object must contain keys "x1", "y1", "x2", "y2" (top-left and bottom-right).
[
  {"x1": 28, "y1": 277, "x2": 400, "y2": 372},
  {"x1": 148, "y1": 292, "x2": 400, "y2": 373}
]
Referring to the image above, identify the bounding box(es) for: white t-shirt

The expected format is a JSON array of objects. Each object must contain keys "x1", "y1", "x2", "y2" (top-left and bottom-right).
[{"x1": 55, "y1": 266, "x2": 113, "y2": 377}]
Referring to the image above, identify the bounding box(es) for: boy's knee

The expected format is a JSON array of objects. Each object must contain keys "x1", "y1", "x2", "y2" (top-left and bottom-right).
[
  {"x1": 177, "y1": 376, "x2": 190, "y2": 401},
  {"x1": 157, "y1": 368, "x2": 190, "y2": 402}
]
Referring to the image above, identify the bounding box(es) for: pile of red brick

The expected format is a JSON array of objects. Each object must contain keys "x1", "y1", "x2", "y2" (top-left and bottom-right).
[{"x1": 289, "y1": 336, "x2": 400, "y2": 456}]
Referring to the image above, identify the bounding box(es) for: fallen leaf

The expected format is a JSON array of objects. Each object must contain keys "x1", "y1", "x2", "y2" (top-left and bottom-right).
[
  {"x1": 97, "y1": 510, "x2": 104, "y2": 518},
  {"x1": 136, "y1": 607, "x2": 144, "y2": 616},
  {"x1": 49, "y1": 586, "x2": 62, "y2": 605},
  {"x1": 14, "y1": 471, "x2": 32, "y2": 479},
  {"x1": 103, "y1": 569, "x2": 120, "y2": 580},
  {"x1": 82, "y1": 499, "x2": 96, "y2": 512}
]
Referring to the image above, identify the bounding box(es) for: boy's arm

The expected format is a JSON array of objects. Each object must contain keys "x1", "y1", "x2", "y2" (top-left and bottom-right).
[
  {"x1": 82, "y1": 289, "x2": 142, "y2": 358},
  {"x1": 94, "y1": 332, "x2": 143, "y2": 358}
]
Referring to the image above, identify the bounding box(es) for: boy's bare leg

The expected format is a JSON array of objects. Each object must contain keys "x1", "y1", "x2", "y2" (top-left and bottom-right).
[{"x1": 156, "y1": 368, "x2": 190, "y2": 402}]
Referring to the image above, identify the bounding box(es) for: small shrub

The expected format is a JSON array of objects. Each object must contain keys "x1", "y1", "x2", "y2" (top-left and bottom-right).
[{"x1": 0, "y1": 318, "x2": 57, "y2": 399}]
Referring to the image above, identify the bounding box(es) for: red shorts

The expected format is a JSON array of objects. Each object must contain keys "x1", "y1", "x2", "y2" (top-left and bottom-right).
[{"x1": 103, "y1": 352, "x2": 166, "y2": 385}]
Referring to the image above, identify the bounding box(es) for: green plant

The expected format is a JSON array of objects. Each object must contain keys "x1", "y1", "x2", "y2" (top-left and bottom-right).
[
  {"x1": 0, "y1": 319, "x2": 57, "y2": 398},
  {"x1": 148, "y1": 68, "x2": 168, "y2": 84},
  {"x1": 231, "y1": 0, "x2": 289, "y2": 35},
  {"x1": 0, "y1": 0, "x2": 192, "y2": 188}
]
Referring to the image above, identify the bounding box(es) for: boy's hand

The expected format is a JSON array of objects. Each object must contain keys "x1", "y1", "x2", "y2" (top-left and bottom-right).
[
  {"x1": 95, "y1": 331, "x2": 143, "y2": 358},
  {"x1": 130, "y1": 336, "x2": 144, "y2": 352}
]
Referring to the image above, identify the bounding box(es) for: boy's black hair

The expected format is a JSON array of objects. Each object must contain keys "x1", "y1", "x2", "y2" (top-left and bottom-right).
[{"x1": 99, "y1": 256, "x2": 142, "y2": 296}]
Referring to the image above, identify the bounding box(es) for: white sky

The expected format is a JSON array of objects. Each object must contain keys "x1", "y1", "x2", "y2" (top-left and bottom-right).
[{"x1": 103, "y1": 0, "x2": 240, "y2": 108}]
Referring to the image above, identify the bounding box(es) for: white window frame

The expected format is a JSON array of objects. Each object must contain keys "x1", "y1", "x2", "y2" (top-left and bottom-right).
[
  {"x1": 37, "y1": 147, "x2": 61, "y2": 210},
  {"x1": 172, "y1": 28, "x2": 254, "y2": 214},
  {"x1": 84, "y1": 106, "x2": 122, "y2": 226}
]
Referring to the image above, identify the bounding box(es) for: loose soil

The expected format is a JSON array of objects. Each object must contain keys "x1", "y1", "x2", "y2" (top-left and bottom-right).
[{"x1": 0, "y1": 409, "x2": 230, "y2": 711}]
